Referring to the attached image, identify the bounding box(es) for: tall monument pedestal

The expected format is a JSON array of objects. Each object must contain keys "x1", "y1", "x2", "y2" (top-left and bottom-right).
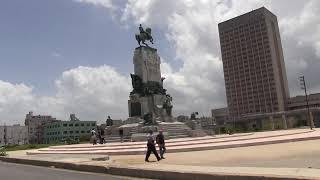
[
  {"x1": 128, "y1": 46, "x2": 173, "y2": 124},
  {"x1": 133, "y1": 46, "x2": 161, "y2": 84}
]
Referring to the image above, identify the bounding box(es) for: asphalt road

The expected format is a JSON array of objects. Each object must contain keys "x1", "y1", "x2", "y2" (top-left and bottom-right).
[{"x1": 0, "y1": 161, "x2": 151, "y2": 180}]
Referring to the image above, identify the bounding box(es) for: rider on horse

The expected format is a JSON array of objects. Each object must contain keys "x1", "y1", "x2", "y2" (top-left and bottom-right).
[{"x1": 136, "y1": 24, "x2": 153, "y2": 46}]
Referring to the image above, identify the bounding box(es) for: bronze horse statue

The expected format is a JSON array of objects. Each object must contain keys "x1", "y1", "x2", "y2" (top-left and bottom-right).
[{"x1": 135, "y1": 24, "x2": 154, "y2": 46}]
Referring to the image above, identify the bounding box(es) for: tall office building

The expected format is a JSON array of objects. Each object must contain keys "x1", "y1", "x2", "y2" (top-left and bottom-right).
[{"x1": 218, "y1": 7, "x2": 289, "y2": 119}]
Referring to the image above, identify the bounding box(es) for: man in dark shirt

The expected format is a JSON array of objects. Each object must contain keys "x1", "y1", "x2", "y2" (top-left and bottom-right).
[
  {"x1": 156, "y1": 130, "x2": 166, "y2": 159},
  {"x1": 119, "y1": 128, "x2": 124, "y2": 143},
  {"x1": 100, "y1": 128, "x2": 105, "y2": 144}
]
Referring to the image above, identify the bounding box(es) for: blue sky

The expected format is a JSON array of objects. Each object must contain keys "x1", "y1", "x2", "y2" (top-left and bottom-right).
[
  {"x1": 0, "y1": 0, "x2": 319, "y2": 124},
  {"x1": 0, "y1": 0, "x2": 175, "y2": 96}
]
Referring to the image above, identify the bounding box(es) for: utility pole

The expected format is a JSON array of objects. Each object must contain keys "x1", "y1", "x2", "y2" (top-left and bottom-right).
[{"x1": 299, "y1": 76, "x2": 313, "y2": 130}]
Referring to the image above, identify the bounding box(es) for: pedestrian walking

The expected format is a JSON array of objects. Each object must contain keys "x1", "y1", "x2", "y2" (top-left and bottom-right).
[
  {"x1": 91, "y1": 128, "x2": 97, "y2": 145},
  {"x1": 156, "y1": 130, "x2": 166, "y2": 159},
  {"x1": 100, "y1": 128, "x2": 105, "y2": 144},
  {"x1": 145, "y1": 130, "x2": 161, "y2": 162},
  {"x1": 119, "y1": 128, "x2": 124, "y2": 143},
  {"x1": 97, "y1": 128, "x2": 102, "y2": 144}
]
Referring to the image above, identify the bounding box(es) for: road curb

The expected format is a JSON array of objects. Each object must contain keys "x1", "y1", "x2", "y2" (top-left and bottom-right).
[
  {"x1": 0, "y1": 156, "x2": 106, "y2": 173},
  {"x1": 0, "y1": 156, "x2": 312, "y2": 180}
]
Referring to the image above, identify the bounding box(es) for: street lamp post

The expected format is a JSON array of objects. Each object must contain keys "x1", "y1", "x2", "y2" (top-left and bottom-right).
[{"x1": 299, "y1": 76, "x2": 313, "y2": 130}]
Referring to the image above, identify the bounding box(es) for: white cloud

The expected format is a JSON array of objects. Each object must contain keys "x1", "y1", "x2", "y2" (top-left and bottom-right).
[
  {"x1": 279, "y1": 0, "x2": 320, "y2": 54},
  {"x1": 73, "y1": 0, "x2": 114, "y2": 9},
  {"x1": 54, "y1": 65, "x2": 131, "y2": 121},
  {"x1": 0, "y1": 81, "x2": 34, "y2": 125},
  {"x1": 0, "y1": 65, "x2": 130, "y2": 125},
  {"x1": 51, "y1": 52, "x2": 62, "y2": 58},
  {"x1": 274, "y1": 0, "x2": 320, "y2": 95}
]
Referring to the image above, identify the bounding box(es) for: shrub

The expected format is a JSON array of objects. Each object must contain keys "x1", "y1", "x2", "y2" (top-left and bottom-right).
[
  {"x1": 65, "y1": 137, "x2": 79, "y2": 145},
  {"x1": 79, "y1": 135, "x2": 90, "y2": 142},
  {"x1": 0, "y1": 147, "x2": 7, "y2": 156},
  {"x1": 27, "y1": 144, "x2": 37, "y2": 149}
]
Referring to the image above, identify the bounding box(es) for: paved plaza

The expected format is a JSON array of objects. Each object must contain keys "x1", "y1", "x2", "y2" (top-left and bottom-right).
[{"x1": 4, "y1": 128, "x2": 320, "y2": 179}]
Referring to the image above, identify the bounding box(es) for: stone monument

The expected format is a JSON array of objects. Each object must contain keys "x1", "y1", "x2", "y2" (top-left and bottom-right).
[
  {"x1": 128, "y1": 25, "x2": 173, "y2": 124},
  {"x1": 105, "y1": 25, "x2": 202, "y2": 143}
]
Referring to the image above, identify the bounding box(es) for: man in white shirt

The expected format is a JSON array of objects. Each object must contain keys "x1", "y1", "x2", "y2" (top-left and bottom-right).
[
  {"x1": 145, "y1": 130, "x2": 161, "y2": 162},
  {"x1": 91, "y1": 129, "x2": 97, "y2": 145}
]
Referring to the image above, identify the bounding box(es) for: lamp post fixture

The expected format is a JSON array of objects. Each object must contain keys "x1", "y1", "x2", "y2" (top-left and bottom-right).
[{"x1": 299, "y1": 76, "x2": 313, "y2": 130}]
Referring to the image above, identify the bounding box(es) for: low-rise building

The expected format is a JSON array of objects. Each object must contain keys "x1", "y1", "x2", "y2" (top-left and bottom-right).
[
  {"x1": 287, "y1": 93, "x2": 320, "y2": 127},
  {"x1": 288, "y1": 93, "x2": 320, "y2": 110},
  {"x1": 211, "y1": 107, "x2": 228, "y2": 125},
  {"x1": 44, "y1": 115, "x2": 96, "y2": 144},
  {"x1": 0, "y1": 124, "x2": 28, "y2": 146},
  {"x1": 24, "y1": 111, "x2": 60, "y2": 144},
  {"x1": 211, "y1": 94, "x2": 320, "y2": 131}
]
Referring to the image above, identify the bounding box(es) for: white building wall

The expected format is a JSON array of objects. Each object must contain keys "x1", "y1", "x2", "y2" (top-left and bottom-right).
[{"x1": 0, "y1": 125, "x2": 28, "y2": 146}]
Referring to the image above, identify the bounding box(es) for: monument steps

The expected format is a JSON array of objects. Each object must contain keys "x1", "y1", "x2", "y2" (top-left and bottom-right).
[
  {"x1": 105, "y1": 126, "x2": 139, "y2": 143},
  {"x1": 105, "y1": 135, "x2": 131, "y2": 143},
  {"x1": 160, "y1": 122, "x2": 192, "y2": 138},
  {"x1": 169, "y1": 134, "x2": 190, "y2": 139},
  {"x1": 50, "y1": 133, "x2": 254, "y2": 149},
  {"x1": 26, "y1": 129, "x2": 319, "y2": 155},
  {"x1": 129, "y1": 127, "x2": 139, "y2": 134}
]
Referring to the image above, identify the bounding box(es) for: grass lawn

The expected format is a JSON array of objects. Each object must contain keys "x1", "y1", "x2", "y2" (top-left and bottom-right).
[{"x1": 2, "y1": 144, "x2": 62, "y2": 151}]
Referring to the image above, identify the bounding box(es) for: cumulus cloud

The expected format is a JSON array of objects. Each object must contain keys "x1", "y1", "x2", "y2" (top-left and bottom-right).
[
  {"x1": 0, "y1": 81, "x2": 34, "y2": 124},
  {"x1": 54, "y1": 65, "x2": 130, "y2": 121},
  {"x1": 275, "y1": 0, "x2": 320, "y2": 95},
  {"x1": 0, "y1": 66, "x2": 130, "y2": 125}
]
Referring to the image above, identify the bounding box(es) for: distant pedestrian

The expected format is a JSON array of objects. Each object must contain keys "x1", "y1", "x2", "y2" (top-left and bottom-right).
[
  {"x1": 97, "y1": 128, "x2": 102, "y2": 144},
  {"x1": 145, "y1": 130, "x2": 161, "y2": 162},
  {"x1": 100, "y1": 128, "x2": 105, "y2": 144},
  {"x1": 91, "y1": 128, "x2": 97, "y2": 145},
  {"x1": 91, "y1": 128, "x2": 96, "y2": 136},
  {"x1": 156, "y1": 130, "x2": 166, "y2": 159},
  {"x1": 119, "y1": 128, "x2": 124, "y2": 143}
]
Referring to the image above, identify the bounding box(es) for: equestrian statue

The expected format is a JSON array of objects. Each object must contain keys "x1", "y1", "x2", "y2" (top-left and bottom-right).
[{"x1": 135, "y1": 24, "x2": 154, "y2": 46}]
